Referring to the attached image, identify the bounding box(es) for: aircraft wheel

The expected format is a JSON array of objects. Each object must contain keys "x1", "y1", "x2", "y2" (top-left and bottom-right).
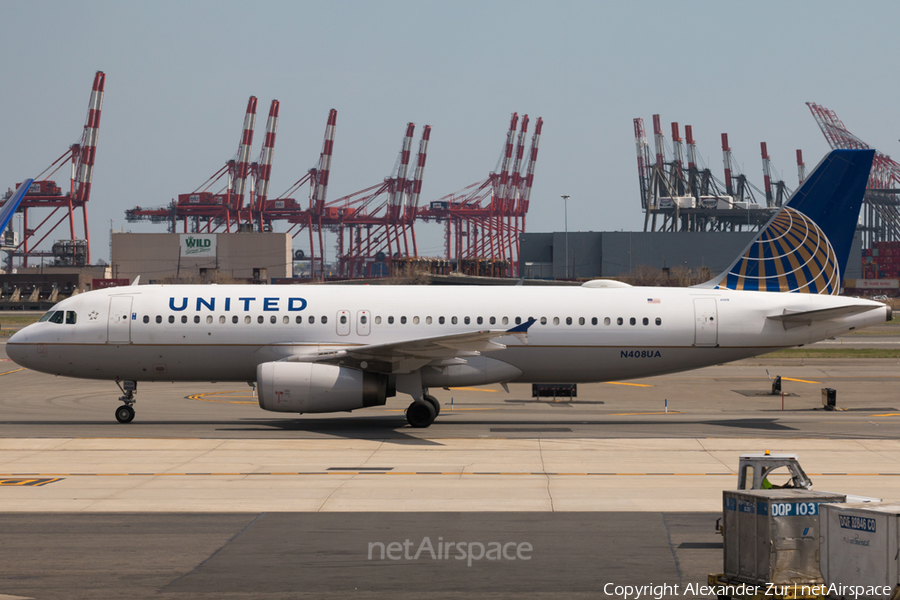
[
  {"x1": 423, "y1": 394, "x2": 440, "y2": 417},
  {"x1": 115, "y1": 405, "x2": 135, "y2": 424},
  {"x1": 406, "y1": 400, "x2": 436, "y2": 428}
]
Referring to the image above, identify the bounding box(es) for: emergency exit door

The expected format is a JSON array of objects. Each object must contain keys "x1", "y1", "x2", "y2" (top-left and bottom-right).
[
  {"x1": 693, "y1": 298, "x2": 718, "y2": 347},
  {"x1": 107, "y1": 296, "x2": 133, "y2": 344}
]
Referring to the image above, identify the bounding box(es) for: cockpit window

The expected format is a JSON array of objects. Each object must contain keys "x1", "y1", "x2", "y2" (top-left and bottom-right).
[
  {"x1": 49, "y1": 311, "x2": 65, "y2": 324},
  {"x1": 66, "y1": 311, "x2": 77, "y2": 325},
  {"x1": 39, "y1": 311, "x2": 54, "y2": 322}
]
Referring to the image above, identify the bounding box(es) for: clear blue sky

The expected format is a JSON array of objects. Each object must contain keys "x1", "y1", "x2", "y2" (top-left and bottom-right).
[{"x1": 2, "y1": 0, "x2": 898, "y2": 262}]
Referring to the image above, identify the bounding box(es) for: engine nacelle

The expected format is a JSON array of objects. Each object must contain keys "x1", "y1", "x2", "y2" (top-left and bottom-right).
[{"x1": 256, "y1": 362, "x2": 387, "y2": 414}]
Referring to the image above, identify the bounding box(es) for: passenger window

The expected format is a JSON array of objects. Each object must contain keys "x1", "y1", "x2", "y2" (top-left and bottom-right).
[
  {"x1": 388, "y1": 316, "x2": 394, "y2": 324},
  {"x1": 643, "y1": 317, "x2": 649, "y2": 326},
  {"x1": 143, "y1": 315, "x2": 149, "y2": 324},
  {"x1": 477, "y1": 317, "x2": 483, "y2": 325},
  {"x1": 401, "y1": 316, "x2": 407, "y2": 324},
  {"x1": 295, "y1": 315, "x2": 302, "y2": 324},
  {"x1": 464, "y1": 317, "x2": 471, "y2": 325},
  {"x1": 208, "y1": 316, "x2": 214, "y2": 324},
  {"x1": 566, "y1": 317, "x2": 573, "y2": 325},
  {"x1": 244, "y1": 316, "x2": 251, "y2": 324},
  {"x1": 195, "y1": 316, "x2": 201, "y2": 324},
  {"x1": 604, "y1": 317, "x2": 611, "y2": 325},
  {"x1": 591, "y1": 317, "x2": 597, "y2": 325},
  {"x1": 321, "y1": 316, "x2": 327, "y2": 324},
  {"x1": 489, "y1": 317, "x2": 496, "y2": 325},
  {"x1": 360, "y1": 315, "x2": 366, "y2": 324},
  {"x1": 616, "y1": 317, "x2": 623, "y2": 326},
  {"x1": 579, "y1": 317, "x2": 585, "y2": 325},
  {"x1": 439, "y1": 316, "x2": 445, "y2": 324},
  {"x1": 374, "y1": 316, "x2": 381, "y2": 324},
  {"x1": 629, "y1": 317, "x2": 636, "y2": 326},
  {"x1": 181, "y1": 316, "x2": 188, "y2": 324},
  {"x1": 283, "y1": 316, "x2": 289, "y2": 324},
  {"x1": 257, "y1": 316, "x2": 264, "y2": 324},
  {"x1": 413, "y1": 316, "x2": 419, "y2": 324},
  {"x1": 155, "y1": 315, "x2": 162, "y2": 324},
  {"x1": 220, "y1": 316, "x2": 226, "y2": 324},
  {"x1": 502, "y1": 317, "x2": 508, "y2": 325},
  {"x1": 515, "y1": 317, "x2": 522, "y2": 325},
  {"x1": 340, "y1": 315, "x2": 347, "y2": 324},
  {"x1": 233, "y1": 316, "x2": 239, "y2": 324},
  {"x1": 452, "y1": 317, "x2": 458, "y2": 324},
  {"x1": 656, "y1": 317, "x2": 662, "y2": 326},
  {"x1": 66, "y1": 311, "x2": 77, "y2": 325},
  {"x1": 168, "y1": 315, "x2": 175, "y2": 324},
  {"x1": 552, "y1": 317, "x2": 560, "y2": 325},
  {"x1": 425, "y1": 316, "x2": 432, "y2": 324},
  {"x1": 540, "y1": 317, "x2": 547, "y2": 325},
  {"x1": 270, "y1": 315, "x2": 276, "y2": 324},
  {"x1": 49, "y1": 311, "x2": 64, "y2": 324},
  {"x1": 309, "y1": 316, "x2": 316, "y2": 324}
]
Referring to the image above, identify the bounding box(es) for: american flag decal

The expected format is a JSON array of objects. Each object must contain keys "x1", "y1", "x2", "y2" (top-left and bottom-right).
[{"x1": 647, "y1": 298, "x2": 660, "y2": 304}]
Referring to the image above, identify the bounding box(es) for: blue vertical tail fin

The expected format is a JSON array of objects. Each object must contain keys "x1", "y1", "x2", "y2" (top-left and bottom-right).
[
  {"x1": 0, "y1": 179, "x2": 33, "y2": 235},
  {"x1": 703, "y1": 149, "x2": 874, "y2": 294}
]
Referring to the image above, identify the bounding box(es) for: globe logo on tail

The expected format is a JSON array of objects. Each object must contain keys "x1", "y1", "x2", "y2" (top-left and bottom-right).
[{"x1": 716, "y1": 207, "x2": 839, "y2": 295}]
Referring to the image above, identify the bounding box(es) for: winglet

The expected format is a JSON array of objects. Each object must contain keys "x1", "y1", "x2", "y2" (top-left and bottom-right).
[
  {"x1": 0, "y1": 179, "x2": 33, "y2": 234},
  {"x1": 506, "y1": 317, "x2": 537, "y2": 333}
]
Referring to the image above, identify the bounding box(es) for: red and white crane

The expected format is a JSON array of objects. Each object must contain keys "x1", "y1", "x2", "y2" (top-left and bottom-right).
[{"x1": 3, "y1": 71, "x2": 105, "y2": 267}]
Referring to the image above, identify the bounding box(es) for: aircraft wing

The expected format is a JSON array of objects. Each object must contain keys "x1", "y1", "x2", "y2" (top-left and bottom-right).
[
  {"x1": 284, "y1": 318, "x2": 536, "y2": 372},
  {"x1": 767, "y1": 304, "x2": 881, "y2": 329},
  {"x1": 0, "y1": 179, "x2": 33, "y2": 235}
]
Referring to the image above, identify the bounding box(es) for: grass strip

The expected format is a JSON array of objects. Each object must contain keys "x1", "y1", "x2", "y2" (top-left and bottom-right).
[{"x1": 762, "y1": 348, "x2": 900, "y2": 359}]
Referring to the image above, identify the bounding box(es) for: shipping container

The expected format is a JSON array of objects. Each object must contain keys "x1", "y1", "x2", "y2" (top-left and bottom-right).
[
  {"x1": 723, "y1": 489, "x2": 846, "y2": 586},
  {"x1": 819, "y1": 502, "x2": 900, "y2": 600}
]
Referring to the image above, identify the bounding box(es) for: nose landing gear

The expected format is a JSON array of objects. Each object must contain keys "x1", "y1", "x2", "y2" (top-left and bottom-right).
[{"x1": 114, "y1": 380, "x2": 137, "y2": 424}]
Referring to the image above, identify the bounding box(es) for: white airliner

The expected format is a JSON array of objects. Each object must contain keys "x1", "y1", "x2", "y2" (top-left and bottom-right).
[{"x1": 7, "y1": 149, "x2": 891, "y2": 427}]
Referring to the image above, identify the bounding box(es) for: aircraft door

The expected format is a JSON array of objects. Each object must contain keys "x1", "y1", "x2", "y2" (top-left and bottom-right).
[
  {"x1": 336, "y1": 310, "x2": 351, "y2": 336},
  {"x1": 357, "y1": 310, "x2": 371, "y2": 336},
  {"x1": 693, "y1": 298, "x2": 718, "y2": 347},
  {"x1": 107, "y1": 296, "x2": 133, "y2": 344}
]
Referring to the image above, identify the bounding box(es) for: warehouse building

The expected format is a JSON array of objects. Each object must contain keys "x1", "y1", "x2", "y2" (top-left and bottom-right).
[
  {"x1": 519, "y1": 231, "x2": 863, "y2": 282},
  {"x1": 110, "y1": 233, "x2": 292, "y2": 283}
]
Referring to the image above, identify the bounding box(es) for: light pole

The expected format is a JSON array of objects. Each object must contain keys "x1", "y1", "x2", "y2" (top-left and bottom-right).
[{"x1": 561, "y1": 195, "x2": 570, "y2": 279}]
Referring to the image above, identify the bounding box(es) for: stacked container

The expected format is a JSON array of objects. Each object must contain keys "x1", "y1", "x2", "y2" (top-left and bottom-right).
[
  {"x1": 723, "y1": 489, "x2": 846, "y2": 586},
  {"x1": 819, "y1": 502, "x2": 900, "y2": 600}
]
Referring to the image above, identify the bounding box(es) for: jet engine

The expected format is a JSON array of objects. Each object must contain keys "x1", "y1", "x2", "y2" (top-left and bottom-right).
[{"x1": 256, "y1": 362, "x2": 387, "y2": 413}]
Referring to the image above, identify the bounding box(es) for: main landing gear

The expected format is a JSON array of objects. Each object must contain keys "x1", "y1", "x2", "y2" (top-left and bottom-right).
[
  {"x1": 406, "y1": 393, "x2": 440, "y2": 428},
  {"x1": 114, "y1": 380, "x2": 136, "y2": 424}
]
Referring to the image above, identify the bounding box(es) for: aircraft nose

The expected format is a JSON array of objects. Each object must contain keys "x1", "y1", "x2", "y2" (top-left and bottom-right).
[{"x1": 6, "y1": 329, "x2": 29, "y2": 367}]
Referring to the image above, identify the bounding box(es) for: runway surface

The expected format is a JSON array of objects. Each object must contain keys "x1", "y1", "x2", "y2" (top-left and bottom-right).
[{"x1": 1, "y1": 340, "x2": 899, "y2": 598}]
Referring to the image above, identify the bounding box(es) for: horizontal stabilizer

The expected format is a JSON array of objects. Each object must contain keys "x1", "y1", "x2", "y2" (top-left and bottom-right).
[{"x1": 767, "y1": 304, "x2": 879, "y2": 329}]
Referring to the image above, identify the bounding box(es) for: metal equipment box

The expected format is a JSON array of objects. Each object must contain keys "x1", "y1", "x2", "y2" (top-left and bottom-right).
[
  {"x1": 723, "y1": 489, "x2": 846, "y2": 585},
  {"x1": 819, "y1": 502, "x2": 900, "y2": 600}
]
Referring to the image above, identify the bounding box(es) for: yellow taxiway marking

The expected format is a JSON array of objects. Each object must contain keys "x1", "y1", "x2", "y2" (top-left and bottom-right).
[
  {"x1": 189, "y1": 391, "x2": 256, "y2": 404},
  {"x1": 605, "y1": 382, "x2": 654, "y2": 387},
  {"x1": 383, "y1": 407, "x2": 496, "y2": 413},
  {"x1": 0, "y1": 368, "x2": 25, "y2": 377},
  {"x1": 448, "y1": 387, "x2": 499, "y2": 392},
  {"x1": 870, "y1": 413, "x2": 900, "y2": 417},
  {"x1": 3, "y1": 471, "x2": 899, "y2": 478},
  {"x1": 609, "y1": 411, "x2": 683, "y2": 416},
  {"x1": 781, "y1": 377, "x2": 822, "y2": 384}
]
